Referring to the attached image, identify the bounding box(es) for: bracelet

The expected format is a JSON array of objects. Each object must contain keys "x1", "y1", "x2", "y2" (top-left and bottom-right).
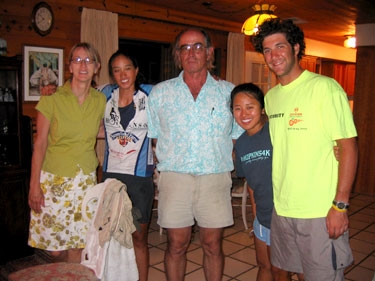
[{"x1": 332, "y1": 204, "x2": 348, "y2": 213}]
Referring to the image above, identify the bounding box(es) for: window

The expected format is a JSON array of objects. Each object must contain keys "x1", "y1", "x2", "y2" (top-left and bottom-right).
[{"x1": 245, "y1": 51, "x2": 276, "y2": 94}]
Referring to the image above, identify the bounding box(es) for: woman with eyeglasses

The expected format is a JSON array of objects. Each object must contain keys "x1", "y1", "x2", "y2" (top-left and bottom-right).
[{"x1": 28, "y1": 42, "x2": 106, "y2": 263}]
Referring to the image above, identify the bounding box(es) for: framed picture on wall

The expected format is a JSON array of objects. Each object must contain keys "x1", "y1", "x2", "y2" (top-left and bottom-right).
[{"x1": 23, "y1": 46, "x2": 63, "y2": 101}]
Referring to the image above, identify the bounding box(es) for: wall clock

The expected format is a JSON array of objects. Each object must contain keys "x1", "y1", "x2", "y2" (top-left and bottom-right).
[{"x1": 31, "y1": 2, "x2": 54, "y2": 36}]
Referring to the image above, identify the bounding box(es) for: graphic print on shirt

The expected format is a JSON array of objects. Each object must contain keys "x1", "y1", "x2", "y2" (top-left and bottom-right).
[
  {"x1": 138, "y1": 96, "x2": 146, "y2": 111},
  {"x1": 109, "y1": 107, "x2": 120, "y2": 126},
  {"x1": 128, "y1": 97, "x2": 147, "y2": 129},
  {"x1": 289, "y1": 107, "x2": 303, "y2": 126},
  {"x1": 288, "y1": 107, "x2": 307, "y2": 131},
  {"x1": 105, "y1": 99, "x2": 140, "y2": 150},
  {"x1": 240, "y1": 149, "x2": 271, "y2": 165},
  {"x1": 110, "y1": 131, "x2": 139, "y2": 147}
]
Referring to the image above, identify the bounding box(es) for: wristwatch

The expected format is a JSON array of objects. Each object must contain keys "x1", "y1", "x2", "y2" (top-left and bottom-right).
[{"x1": 332, "y1": 200, "x2": 350, "y2": 210}]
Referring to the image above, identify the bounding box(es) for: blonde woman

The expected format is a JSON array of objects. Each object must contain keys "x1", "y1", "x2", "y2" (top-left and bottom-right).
[{"x1": 28, "y1": 42, "x2": 106, "y2": 263}]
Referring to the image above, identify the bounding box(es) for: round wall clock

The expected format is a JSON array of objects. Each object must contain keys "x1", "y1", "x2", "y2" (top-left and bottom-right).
[{"x1": 31, "y1": 2, "x2": 54, "y2": 36}]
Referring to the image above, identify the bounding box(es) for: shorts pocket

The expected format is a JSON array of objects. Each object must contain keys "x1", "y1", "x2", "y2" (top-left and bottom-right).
[{"x1": 331, "y1": 231, "x2": 353, "y2": 270}]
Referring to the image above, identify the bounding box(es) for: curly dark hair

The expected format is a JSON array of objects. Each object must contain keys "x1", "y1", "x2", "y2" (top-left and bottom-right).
[{"x1": 252, "y1": 18, "x2": 306, "y2": 60}]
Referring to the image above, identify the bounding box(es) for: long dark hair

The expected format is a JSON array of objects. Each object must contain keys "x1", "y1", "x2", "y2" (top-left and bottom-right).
[{"x1": 107, "y1": 50, "x2": 145, "y2": 90}]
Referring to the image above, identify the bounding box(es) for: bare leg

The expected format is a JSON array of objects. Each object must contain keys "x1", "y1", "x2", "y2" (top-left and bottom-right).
[
  {"x1": 254, "y1": 236, "x2": 273, "y2": 281},
  {"x1": 296, "y1": 273, "x2": 305, "y2": 281},
  {"x1": 49, "y1": 248, "x2": 82, "y2": 263},
  {"x1": 199, "y1": 227, "x2": 224, "y2": 281},
  {"x1": 67, "y1": 248, "x2": 83, "y2": 263},
  {"x1": 165, "y1": 227, "x2": 192, "y2": 281},
  {"x1": 271, "y1": 264, "x2": 292, "y2": 281},
  {"x1": 49, "y1": 250, "x2": 68, "y2": 262},
  {"x1": 132, "y1": 223, "x2": 150, "y2": 281}
]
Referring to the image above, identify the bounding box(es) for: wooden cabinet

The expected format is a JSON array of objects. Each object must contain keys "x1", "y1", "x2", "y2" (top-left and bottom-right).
[
  {"x1": 321, "y1": 61, "x2": 356, "y2": 96},
  {"x1": 300, "y1": 56, "x2": 317, "y2": 72},
  {"x1": 0, "y1": 56, "x2": 33, "y2": 264},
  {"x1": 0, "y1": 169, "x2": 33, "y2": 263},
  {"x1": 344, "y1": 64, "x2": 356, "y2": 96}
]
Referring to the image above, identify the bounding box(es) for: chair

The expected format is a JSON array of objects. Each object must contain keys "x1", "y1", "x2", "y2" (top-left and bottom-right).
[
  {"x1": 231, "y1": 180, "x2": 250, "y2": 230},
  {"x1": 153, "y1": 169, "x2": 163, "y2": 235},
  {"x1": 153, "y1": 189, "x2": 163, "y2": 235},
  {"x1": 8, "y1": 262, "x2": 98, "y2": 281}
]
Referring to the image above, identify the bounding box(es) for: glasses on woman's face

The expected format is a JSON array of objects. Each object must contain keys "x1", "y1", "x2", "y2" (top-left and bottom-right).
[
  {"x1": 71, "y1": 57, "x2": 95, "y2": 64},
  {"x1": 178, "y1": 43, "x2": 206, "y2": 55}
]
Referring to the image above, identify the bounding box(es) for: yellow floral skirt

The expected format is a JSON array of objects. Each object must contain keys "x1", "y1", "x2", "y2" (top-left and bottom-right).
[{"x1": 28, "y1": 168, "x2": 97, "y2": 251}]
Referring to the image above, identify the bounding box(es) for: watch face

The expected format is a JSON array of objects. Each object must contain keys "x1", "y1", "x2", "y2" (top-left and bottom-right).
[{"x1": 337, "y1": 202, "x2": 346, "y2": 209}]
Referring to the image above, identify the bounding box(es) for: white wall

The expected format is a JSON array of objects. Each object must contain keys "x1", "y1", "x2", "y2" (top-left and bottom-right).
[
  {"x1": 356, "y1": 23, "x2": 375, "y2": 47},
  {"x1": 305, "y1": 38, "x2": 356, "y2": 63}
]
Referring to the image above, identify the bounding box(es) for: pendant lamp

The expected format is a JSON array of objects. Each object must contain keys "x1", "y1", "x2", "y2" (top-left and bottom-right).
[{"x1": 242, "y1": 4, "x2": 277, "y2": 36}]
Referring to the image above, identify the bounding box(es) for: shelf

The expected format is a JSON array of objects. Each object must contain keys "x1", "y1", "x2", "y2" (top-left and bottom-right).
[
  {"x1": 0, "y1": 101, "x2": 16, "y2": 104},
  {"x1": 0, "y1": 56, "x2": 33, "y2": 264}
]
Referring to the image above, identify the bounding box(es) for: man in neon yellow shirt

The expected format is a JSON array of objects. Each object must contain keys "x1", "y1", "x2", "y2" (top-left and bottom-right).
[{"x1": 252, "y1": 19, "x2": 358, "y2": 281}]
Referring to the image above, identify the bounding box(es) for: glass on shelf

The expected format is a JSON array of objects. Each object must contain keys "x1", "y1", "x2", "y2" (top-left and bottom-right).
[
  {"x1": 1, "y1": 120, "x2": 8, "y2": 134},
  {"x1": 0, "y1": 56, "x2": 23, "y2": 169},
  {"x1": 0, "y1": 143, "x2": 8, "y2": 166},
  {"x1": 0, "y1": 87, "x2": 15, "y2": 102}
]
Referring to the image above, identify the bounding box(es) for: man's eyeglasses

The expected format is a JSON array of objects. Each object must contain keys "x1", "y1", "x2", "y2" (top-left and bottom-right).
[
  {"x1": 178, "y1": 43, "x2": 206, "y2": 54},
  {"x1": 71, "y1": 57, "x2": 95, "y2": 64}
]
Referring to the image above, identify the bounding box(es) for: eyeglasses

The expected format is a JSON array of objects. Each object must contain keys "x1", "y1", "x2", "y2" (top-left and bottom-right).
[
  {"x1": 178, "y1": 43, "x2": 206, "y2": 54},
  {"x1": 71, "y1": 57, "x2": 95, "y2": 64}
]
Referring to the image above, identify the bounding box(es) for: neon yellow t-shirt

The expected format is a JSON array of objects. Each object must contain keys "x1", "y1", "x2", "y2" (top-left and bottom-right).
[
  {"x1": 36, "y1": 81, "x2": 106, "y2": 177},
  {"x1": 265, "y1": 70, "x2": 357, "y2": 218}
]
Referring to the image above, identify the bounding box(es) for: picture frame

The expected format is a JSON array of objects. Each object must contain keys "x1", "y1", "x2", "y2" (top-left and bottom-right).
[{"x1": 23, "y1": 46, "x2": 63, "y2": 101}]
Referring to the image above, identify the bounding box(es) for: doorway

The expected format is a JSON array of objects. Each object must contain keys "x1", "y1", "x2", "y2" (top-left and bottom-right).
[{"x1": 119, "y1": 39, "x2": 179, "y2": 85}]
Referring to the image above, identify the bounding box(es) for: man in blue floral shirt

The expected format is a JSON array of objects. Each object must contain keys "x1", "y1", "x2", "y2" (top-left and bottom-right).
[{"x1": 147, "y1": 28, "x2": 241, "y2": 281}]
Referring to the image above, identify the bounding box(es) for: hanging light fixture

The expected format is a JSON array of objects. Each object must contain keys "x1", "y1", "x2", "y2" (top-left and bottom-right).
[{"x1": 241, "y1": 4, "x2": 278, "y2": 36}]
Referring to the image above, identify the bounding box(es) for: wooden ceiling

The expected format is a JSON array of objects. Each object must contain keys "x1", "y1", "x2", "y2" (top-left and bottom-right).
[{"x1": 135, "y1": 0, "x2": 375, "y2": 46}]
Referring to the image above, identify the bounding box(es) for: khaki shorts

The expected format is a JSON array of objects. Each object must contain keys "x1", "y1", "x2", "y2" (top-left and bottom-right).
[
  {"x1": 270, "y1": 209, "x2": 353, "y2": 281},
  {"x1": 156, "y1": 171, "x2": 233, "y2": 228}
]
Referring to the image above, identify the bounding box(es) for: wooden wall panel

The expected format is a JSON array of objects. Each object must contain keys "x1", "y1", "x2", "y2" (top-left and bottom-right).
[
  {"x1": 0, "y1": 0, "x2": 230, "y2": 121},
  {"x1": 117, "y1": 15, "x2": 229, "y2": 78},
  {"x1": 353, "y1": 46, "x2": 375, "y2": 195},
  {"x1": 1, "y1": 1, "x2": 83, "y2": 121}
]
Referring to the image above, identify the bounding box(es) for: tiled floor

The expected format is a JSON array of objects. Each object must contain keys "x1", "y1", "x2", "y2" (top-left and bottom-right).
[{"x1": 147, "y1": 192, "x2": 375, "y2": 281}]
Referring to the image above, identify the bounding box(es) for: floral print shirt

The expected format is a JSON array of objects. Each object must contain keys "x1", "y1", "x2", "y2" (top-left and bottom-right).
[{"x1": 147, "y1": 71, "x2": 241, "y2": 175}]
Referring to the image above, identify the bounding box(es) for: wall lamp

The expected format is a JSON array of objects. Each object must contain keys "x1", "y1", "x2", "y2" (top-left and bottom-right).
[{"x1": 344, "y1": 36, "x2": 356, "y2": 48}]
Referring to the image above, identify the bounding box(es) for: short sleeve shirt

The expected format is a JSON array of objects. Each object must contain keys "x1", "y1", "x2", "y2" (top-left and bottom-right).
[
  {"x1": 100, "y1": 84, "x2": 154, "y2": 177},
  {"x1": 37, "y1": 81, "x2": 106, "y2": 177},
  {"x1": 265, "y1": 71, "x2": 357, "y2": 218},
  {"x1": 234, "y1": 122, "x2": 273, "y2": 228},
  {"x1": 147, "y1": 71, "x2": 238, "y2": 175}
]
